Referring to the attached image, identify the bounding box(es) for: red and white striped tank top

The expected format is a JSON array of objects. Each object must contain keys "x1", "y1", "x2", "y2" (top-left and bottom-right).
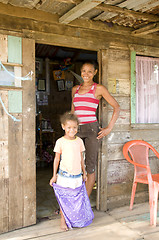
[{"x1": 73, "y1": 83, "x2": 99, "y2": 125}]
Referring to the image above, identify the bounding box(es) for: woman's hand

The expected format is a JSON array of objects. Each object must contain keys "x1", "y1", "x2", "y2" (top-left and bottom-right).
[
  {"x1": 83, "y1": 172, "x2": 87, "y2": 182},
  {"x1": 97, "y1": 127, "x2": 112, "y2": 140},
  {"x1": 49, "y1": 175, "x2": 57, "y2": 186}
]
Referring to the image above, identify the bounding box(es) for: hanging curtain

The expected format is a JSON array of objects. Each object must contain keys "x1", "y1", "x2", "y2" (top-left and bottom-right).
[{"x1": 136, "y1": 56, "x2": 159, "y2": 123}]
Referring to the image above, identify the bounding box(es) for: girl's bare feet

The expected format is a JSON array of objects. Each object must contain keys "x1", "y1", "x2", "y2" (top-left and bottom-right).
[
  {"x1": 60, "y1": 209, "x2": 68, "y2": 231},
  {"x1": 60, "y1": 216, "x2": 68, "y2": 231}
]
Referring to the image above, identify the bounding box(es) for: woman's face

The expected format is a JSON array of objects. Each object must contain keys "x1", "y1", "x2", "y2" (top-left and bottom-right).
[{"x1": 81, "y1": 63, "x2": 97, "y2": 83}]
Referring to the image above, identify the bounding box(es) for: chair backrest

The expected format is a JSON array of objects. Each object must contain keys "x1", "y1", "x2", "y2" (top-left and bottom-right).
[{"x1": 123, "y1": 140, "x2": 152, "y2": 178}]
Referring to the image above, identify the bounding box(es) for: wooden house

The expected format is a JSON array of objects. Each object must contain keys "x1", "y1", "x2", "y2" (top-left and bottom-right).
[{"x1": 0, "y1": 0, "x2": 159, "y2": 234}]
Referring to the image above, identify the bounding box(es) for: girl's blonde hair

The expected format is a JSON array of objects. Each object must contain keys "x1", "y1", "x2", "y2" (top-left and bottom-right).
[{"x1": 60, "y1": 111, "x2": 79, "y2": 125}]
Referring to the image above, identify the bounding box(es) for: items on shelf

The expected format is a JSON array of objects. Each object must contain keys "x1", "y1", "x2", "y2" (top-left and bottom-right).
[{"x1": 36, "y1": 112, "x2": 55, "y2": 163}]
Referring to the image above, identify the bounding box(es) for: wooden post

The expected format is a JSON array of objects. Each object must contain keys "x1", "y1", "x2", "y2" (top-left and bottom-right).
[
  {"x1": 22, "y1": 38, "x2": 36, "y2": 227},
  {"x1": 96, "y1": 50, "x2": 102, "y2": 210},
  {"x1": 97, "y1": 49, "x2": 109, "y2": 211},
  {"x1": 101, "y1": 49, "x2": 109, "y2": 211}
]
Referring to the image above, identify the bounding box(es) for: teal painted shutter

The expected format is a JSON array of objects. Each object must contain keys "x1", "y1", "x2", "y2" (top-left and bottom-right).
[
  {"x1": 8, "y1": 90, "x2": 22, "y2": 113},
  {"x1": 8, "y1": 36, "x2": 22, "y2": 64}
]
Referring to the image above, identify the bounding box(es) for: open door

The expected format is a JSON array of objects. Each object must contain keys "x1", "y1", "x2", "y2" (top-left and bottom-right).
[{"x1": 0, "y1": 35, "x2": 36, "y2": 233}]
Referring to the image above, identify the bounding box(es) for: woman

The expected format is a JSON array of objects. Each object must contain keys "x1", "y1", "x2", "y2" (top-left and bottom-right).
[{"x1": 71, "y1": 61, "x2": 120, "y2": 197}]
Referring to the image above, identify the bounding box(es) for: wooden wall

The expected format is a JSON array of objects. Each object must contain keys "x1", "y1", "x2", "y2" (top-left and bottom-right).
[
  {"x1": 0, "y1": 35, "x2": 36, "y2": 233},
  {"x1": 102, "y1": 46, "x2": 159, "y2": 209}
]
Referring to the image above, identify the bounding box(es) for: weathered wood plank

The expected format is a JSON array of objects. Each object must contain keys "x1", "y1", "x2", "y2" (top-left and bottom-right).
[
  {"x1": 8, "y1": 115, "x2": 23, "y2": 231},
  {"x1": 59, "y1": 0, "x2": 105, "y2": 24},
  {"x1": 108, "y1": 141, "x2": 159, "y2": 162},
  {"x1": 0, "y1": 12, "x2": 159, "y2": 51},
  {"x1": 0, "y1": 2, "x2": 59, "y2": 24},
  {"x1": 22, "y1": 38, "x2": 36, "y2": 227},
  {"x1": 107, "y1": 129, "x2": 159, "y2": 144},
  {"x1": 107, "y1": 181, "x2": 148, "y2": 198},
  {"x1": 107, "y1": 156, "x2": 159, "y2": 185},
  {"x1": 108, "y1": 48, "x2": 130, "y2": 62},
  {"x1": 0, "y1": 41, "x2": 9, "y2": 233},
  {"x1": 0, "y1": 140, "x2": 9, "y2": 233},
  {"x1": 129, "y1": 44, "x2": 159, "y2": 58},
  {"x1": 0, "y1": 178, "x2": 9, "y2": 233},
  {"x1": 14, "y1": 66, "x2": 22, "y2": 87},
  {"x1": 132, "y1": 22, "x2": 159, "y2": 36},
  {"x1": 107, "y1": 159, "x2": 134, "y2": 184},
  {"x1": 108, "y1": 109, "x2": 130, "y2": 126},
  {"x1": 0, "y1": 34, "x2": 7, "y2": 62},
  {"x1": 108, "y1": 49, "x2": 130, "y2": 80},
  {"x1": 107, "y1": 143, "x2": 124, "y2": 161},
  {"x1": 96, "y1": 49, "x2": 102, "y2": 211},
  {"x1": 99, "y1": 49, "x2": 109, "y2": 211},
  {"x1": 96, "y1": 2, "x2": 159, "y2": 22},
  {"x1": 107, "y1": 191, "x2": 149, "y2": 210}
]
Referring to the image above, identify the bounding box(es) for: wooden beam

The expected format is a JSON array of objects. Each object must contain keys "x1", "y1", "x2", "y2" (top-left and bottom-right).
[
  {"x1": 59, "y1": 0, "x2": 105, "y2": 24},
  {"x1": 96, "y1": 3, "x2": 159, "y2": 22},
  {"x1": 132, "y1": 22, "x2": 159, "y2": 36}
]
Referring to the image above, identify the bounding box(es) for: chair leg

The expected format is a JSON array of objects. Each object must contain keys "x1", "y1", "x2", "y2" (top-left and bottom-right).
[
  {"x1": 149, "y1": 182, "x2": 158, "y2": 226},
  {"x1": 130, "y1": 182, "x2": 137, "y2": 210}
]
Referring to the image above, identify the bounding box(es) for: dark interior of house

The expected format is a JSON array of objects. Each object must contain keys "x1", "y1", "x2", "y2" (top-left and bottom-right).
[{"x1": 35, "y1": 43, "x2": 97, "y2": 220}]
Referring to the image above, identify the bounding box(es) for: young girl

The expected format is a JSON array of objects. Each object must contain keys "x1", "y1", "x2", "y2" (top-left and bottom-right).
[{"x1": 50, "y1": 112, "x2": 94, "y2": 231}]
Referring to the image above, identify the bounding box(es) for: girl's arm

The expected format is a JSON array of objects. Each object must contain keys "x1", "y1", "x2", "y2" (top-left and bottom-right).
[
  {"x1": 96, "y1": 84, "x2": 120, "y2": 139},
  {"x1": 81, "y1": 152, "x2": 87, "y2": 181},
  {"x1": 49, "y1": 152, "x2": 61, "y2": 186}
]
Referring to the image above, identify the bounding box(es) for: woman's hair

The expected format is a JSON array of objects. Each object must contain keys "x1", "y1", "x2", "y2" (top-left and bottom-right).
[
  {"x1": 60, "y1": 111, "x2": 79, "y2": 125},
  {"x1": 81, "y1": 60, "x2": 98, "y2": 70}
]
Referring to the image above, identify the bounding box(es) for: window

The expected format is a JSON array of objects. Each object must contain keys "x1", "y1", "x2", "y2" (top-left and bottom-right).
[{"x1": 131, "y1": 51, "x2": 159, "y2": 124}]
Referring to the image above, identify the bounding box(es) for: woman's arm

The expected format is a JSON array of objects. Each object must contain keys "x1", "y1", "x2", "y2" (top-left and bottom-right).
[
  {"x1": 49, "y1": 152, "x2": 61, "y2": 186},
  {"x1": 71, "y1": 85, "x2": 78, "y2": 113},
  {"x1": 96, "y1": 84, "x2": 120, "y2": 139}
]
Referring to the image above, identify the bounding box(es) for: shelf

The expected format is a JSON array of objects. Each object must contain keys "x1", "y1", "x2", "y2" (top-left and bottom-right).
[{"x1": 36, "y1": 112, "x2": 55, "y2": 162}]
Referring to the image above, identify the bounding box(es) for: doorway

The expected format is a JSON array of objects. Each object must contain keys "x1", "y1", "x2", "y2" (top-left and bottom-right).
[{"x1": 35, "y1": 43, "x2": 97, "y2": 220}]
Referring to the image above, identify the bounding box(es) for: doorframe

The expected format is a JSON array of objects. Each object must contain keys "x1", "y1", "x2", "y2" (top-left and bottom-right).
[{"x1": 35, "y1": 40, "x2": 108, "y2": 212}]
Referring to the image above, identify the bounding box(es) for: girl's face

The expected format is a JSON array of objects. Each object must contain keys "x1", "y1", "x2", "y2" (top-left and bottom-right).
[
  {"x1": 81, "y1": 63, "x2": 97, "y2": 83},
  {"x1": 62, "y1": 120, "x2": 78, "y2": 140}
]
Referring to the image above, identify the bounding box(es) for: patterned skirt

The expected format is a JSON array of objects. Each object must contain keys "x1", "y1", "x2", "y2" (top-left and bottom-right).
[{"x1": 52, "y1": 181, "x2": 94, "y2": 229}]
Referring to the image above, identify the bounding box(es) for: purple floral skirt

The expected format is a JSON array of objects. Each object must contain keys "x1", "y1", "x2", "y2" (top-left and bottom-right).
[{"x1": 52, "y1": 181, "x2": 94, "y2": 229}]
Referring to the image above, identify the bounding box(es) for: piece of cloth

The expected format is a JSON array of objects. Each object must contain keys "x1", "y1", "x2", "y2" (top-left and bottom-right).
[
  {"x1": 53, "y1": 181, "x2": 94, "y2": 229},
  {"x1": 54, "y1": 136, "x2": 85, "y2": 175},
  {"x1": 77, "y1": 121, "x2": 100, "y2": 174},
  {"x1": 56, "y1": 169, "x2": 83, "y2": 189},
  {"x1": 73, "y1": 82, "x2": 99, "y2": 125}
]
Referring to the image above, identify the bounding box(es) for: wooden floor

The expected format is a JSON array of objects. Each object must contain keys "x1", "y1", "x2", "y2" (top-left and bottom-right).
[{"x1": 0, "y1": 202, "x2": 159, "y2": 240}]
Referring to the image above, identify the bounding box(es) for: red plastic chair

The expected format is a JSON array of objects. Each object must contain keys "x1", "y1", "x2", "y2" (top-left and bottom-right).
[{"x1": 123, "y1": 140, "x2": 159, "y2": 226}]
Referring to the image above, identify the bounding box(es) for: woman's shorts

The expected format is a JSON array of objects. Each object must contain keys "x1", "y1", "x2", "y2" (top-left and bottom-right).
[
  {"x1": 56, "y1": 169, "x2": 82, "y2": 189},
  {"x1": 77, "y1": 121, "x2": 100, "y2": 174}
]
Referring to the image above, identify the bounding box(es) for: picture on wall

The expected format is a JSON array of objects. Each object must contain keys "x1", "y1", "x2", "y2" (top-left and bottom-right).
[
  {"x1": 65, "y1": 80, "x2": 73, "y2": 91},
  {"x1": 53, "y1": 70, "x2": 65, "y2": 80},
  {"x1": 57, "y1": 80, "x2": 65, "y2": 91},
  {"x1": 37, "y1": 79, "x2": 46, "y2": 91},
  {"x1": 35, "y1": 58, "x2": 43, "y2": 74}
]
